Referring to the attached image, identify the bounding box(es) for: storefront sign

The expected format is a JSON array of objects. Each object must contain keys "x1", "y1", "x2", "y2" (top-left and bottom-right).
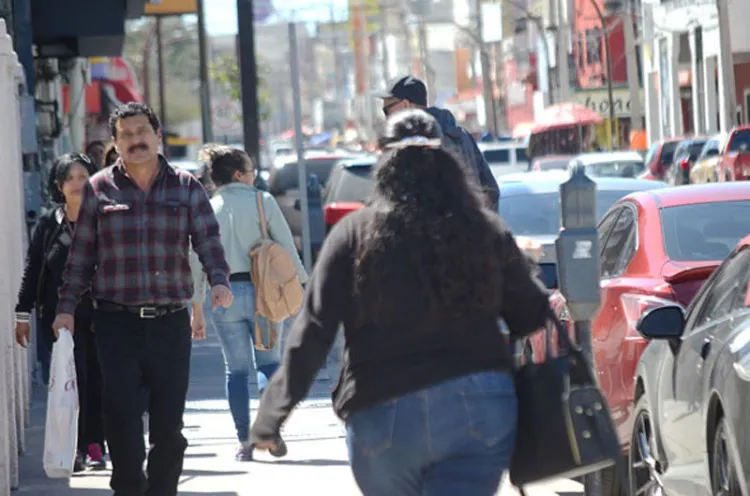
[{"x1": 569, "y1": 88, "x2": 645, "y2": 118}]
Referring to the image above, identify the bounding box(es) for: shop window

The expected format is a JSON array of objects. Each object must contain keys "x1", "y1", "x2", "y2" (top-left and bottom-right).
[{"x1": 586, "y1": 29, "x2": 601, "y2": 64}]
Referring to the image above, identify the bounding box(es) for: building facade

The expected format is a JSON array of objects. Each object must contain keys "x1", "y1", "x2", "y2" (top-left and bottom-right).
[{"x1": 642, "y1": 0, "x2": 750, "y2": 143}]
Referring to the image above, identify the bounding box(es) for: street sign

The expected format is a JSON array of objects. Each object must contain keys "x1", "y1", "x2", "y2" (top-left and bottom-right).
[
  {"x1": 213, "y1": 101, "x2": 241, "y2": 131},
  {"x1": 144, "y1": 0, "x2": 196, "y2": 15}
]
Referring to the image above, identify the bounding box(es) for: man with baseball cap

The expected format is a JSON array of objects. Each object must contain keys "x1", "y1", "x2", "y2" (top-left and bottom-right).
[{"x1": 375, "y1": 75, "x2": 500, "y2": 210}]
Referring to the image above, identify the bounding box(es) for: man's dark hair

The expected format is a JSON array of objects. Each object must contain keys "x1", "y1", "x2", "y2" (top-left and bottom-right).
[
  {"x1": 48, "y1": 153, "x2": 99, "y2": 204},
  {"x1": 199, "y1": 144, "x2": 254, "y2": 187},
  {"x1": 85, "y1": 140, "x2": 105, "y2": 154},
  {"x1": 109, "y1": 102, "x2": 160, "y2": 139}
]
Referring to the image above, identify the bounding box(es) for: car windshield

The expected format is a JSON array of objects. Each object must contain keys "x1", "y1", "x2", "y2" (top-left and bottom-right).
[
  {"x1": 499, "y1": 190, "x2": 640, "y2": 236},
  {"x1": 583, "y1": 160, "x2": 645, "y2": 178},
  {"x1": 728, "y1": 129, "x2": 750, "y2": 152},
  {"x1": 661, "y1": 201, "x2": 750, "y2": 261},
  {"x1": 330, "y1": 167, "x2": 374, "y2": 203},
  {"x1": 699, "y1": 139, "x2": 720, "y2": 159}
]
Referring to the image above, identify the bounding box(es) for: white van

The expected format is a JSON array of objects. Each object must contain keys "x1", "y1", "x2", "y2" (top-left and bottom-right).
[{"x1": 477, "y1": 141, "x2": 530, "y2": 176}]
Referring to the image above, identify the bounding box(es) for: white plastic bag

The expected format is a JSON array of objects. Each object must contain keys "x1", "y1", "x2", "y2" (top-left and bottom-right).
[{"x1": 43, "y1": 328, "x2": 79, "y2": 479}]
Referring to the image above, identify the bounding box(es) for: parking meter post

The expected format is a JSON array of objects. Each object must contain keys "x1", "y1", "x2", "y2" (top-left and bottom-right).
[
  {"x1": 555, "y1": 165, "x2": 602, "y2": 496},
  {"x1": 289, "y1": 22, "x2": 313, "y2": 274},
  {"x1": 306, "y1": 174, "x2": 326, "y2": 264}
]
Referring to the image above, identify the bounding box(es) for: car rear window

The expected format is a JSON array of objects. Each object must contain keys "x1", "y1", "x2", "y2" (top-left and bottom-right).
[
  {"x1": 535, "y1": 157, "x2": 569, "y2": 171},
  {"x1": 688, "y1": 141, "x2": 707, "y2": 160},
  {"x1": 661, "y1": 201, "x2": 750, "y2": 261},
  {"x1": 330, "y1": 166, "x2": 374, "y2": 203},
  {"x1": 584, "y1": 160, "x2": 645, "y2": 178},
  {"x1": 269, "y1": 157, "x2": 343, "y2": 193},
  {"x1": 499, "y1": 190, "x2": 645, "y2": 236},
  {"x1": 728, "y1": 129, "x2": 750, "y2": 152},
  {"x1": 483, "y1": 149, "x2": 511, "y2": 164},
  {"x1": 660, "y1": 141, "x2": 679, "y2": 164}
]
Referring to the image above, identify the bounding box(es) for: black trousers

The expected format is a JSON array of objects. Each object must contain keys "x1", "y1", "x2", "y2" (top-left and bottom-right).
[
  {"x1": 41, "y1": 298, "x2": 104, "y2": 452},
  {"x1": 93, "y1": 307, "x2": 192, "y2": 496}
]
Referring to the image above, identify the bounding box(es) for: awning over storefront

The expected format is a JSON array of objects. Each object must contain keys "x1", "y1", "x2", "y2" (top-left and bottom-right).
[
  {"x1": 531, "y1": 103, "x2": 603, "y2": 133},
  {"x1": 62, "y1": 79, "x2": 142, "y2": 115}
]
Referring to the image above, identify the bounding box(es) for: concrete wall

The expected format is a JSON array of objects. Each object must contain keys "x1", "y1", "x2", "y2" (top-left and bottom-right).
[{"x1": 0, "y1": 18, "x2": 31, "y2": 496}]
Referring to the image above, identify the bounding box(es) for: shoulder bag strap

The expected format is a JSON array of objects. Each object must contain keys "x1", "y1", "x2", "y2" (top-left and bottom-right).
[{"x1": 256, "y1": 191, "x2": 269, "y2": 240}]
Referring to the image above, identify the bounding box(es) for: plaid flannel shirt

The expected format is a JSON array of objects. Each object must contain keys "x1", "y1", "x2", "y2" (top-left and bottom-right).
[{"x1": 57, "y1": 157, "x2": 230, "y2": 315}]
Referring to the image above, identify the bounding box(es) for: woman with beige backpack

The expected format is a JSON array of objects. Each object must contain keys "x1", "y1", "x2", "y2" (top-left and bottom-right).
[{"x1": 191, "y1": 144, "x2": 308, "y2": 461}]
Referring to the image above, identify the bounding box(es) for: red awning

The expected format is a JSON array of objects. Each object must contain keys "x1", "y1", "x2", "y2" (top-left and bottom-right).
[
  {"x1": 531, "y1": 103, "x2": 603, "y2": 134},
  {"x1": 62, "y1": 79, "x2": 143, "y2": 115}
]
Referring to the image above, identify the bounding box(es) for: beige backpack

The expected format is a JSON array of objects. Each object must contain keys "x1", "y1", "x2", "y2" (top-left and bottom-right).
[{"x1": 249, "y1": 192, "x2": 305, "y2": 351}]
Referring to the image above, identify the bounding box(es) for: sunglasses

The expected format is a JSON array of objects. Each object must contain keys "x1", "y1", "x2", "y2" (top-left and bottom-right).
[{"x1": 382, "y1": 100, "x2": 403, "y2": 116}]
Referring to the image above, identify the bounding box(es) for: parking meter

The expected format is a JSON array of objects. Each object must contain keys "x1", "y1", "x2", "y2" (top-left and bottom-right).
[
  {"x1": 306, "y1": 174, "x2": 326, "y2": 264},
  {"x1": 554, "y1": 164, "x2": 602, "y2": 496}
]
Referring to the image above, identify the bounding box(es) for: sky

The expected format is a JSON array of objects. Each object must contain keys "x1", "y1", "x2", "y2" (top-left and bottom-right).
[{"x1": 204, "y1": 0, "x2": 350, "y2": 35}]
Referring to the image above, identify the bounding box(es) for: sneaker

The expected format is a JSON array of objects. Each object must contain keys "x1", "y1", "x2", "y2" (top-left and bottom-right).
[
  {"x1": 269, "y1": 437, "x2": 288, "y2": 458},
  {"x1": 87, "y1": 443, "x2": 106, "y2": 470},
  {"x1": 73, "y1": 451, "x2": 86, "y2": 473},
  {"x1": 235, "y1": 442, "x2": 253, "y2": 462}
]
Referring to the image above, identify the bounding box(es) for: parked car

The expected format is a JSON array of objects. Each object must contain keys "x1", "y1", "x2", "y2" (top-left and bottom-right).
[
  {"x1": 568, "y1": 151, "x2": 646, "y2": 178},
  {"x1": 530, "y1": 155, "x2": 573, "y2": 172},
  {"x1": 641, "y1": 138, "x2": 682, "y2": 181},
  {"x1": 666, "y1": 136, "x2": 709, "y2": 186},
  {"x1": 322, "y1": 156, "x2": 377, "y2": 232},
  {"x1": 477, "y1": 141, "x2": 529, "y2": 175},
  {"x1": 502, "y1": 173, "x2": 665, "y2": 359},
  {"x1": 690, "y1": 134, "x2": 725, "y2": 184},
  {"x1": 269, "y1": 151, "x2": 353, "y2": 250},
  {"x1": 631, "y1": 235, "x2": 750, "y2": 495},
  {"x1": 718, "y1": 125, "x2": 750, "y2": 181},
  {"x1": 537, "y1": 182, "x2": 750, "y2": 495}
]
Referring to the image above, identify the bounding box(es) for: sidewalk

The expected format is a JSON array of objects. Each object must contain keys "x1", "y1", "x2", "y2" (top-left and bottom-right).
[{"x1": 16, "y1": 330, "x2": 582, "y2": 495}]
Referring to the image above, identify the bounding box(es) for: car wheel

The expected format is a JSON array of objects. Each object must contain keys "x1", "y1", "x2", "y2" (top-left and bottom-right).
[
  {"x1": 628, "y1": 396, "x2": 664, "y2": 496},
  {"x1": 711, "y1": 417, "x2": 742, "y2": 496}
]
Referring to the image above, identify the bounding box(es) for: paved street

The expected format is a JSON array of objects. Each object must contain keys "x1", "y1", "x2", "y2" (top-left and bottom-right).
[{"x1": 16, "y1": 329, "x2": 584, "y2": 495}]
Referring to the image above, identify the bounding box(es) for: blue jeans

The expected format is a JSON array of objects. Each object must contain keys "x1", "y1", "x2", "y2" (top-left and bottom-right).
[
  {"x1": 210, "y1": 281, "x2": 282, "y2": 442},
  {"x1": 346, "y1": 371, "x2": 517, "y2": 496}
]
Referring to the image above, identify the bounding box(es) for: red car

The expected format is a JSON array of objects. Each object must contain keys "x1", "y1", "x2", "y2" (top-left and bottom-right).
[
  {"x1": 530, "y1": 183, "x2": 750, "y2": 458},
  {"x1": 718, "y1": 125, "x2": 750, "y2": 181},
  {"x1": 640, "y1": 137, "x2": 681, "y2": 181}
]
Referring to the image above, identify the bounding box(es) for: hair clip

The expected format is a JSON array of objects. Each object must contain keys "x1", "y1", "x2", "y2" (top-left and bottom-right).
[{"x1": 385, "y1": 136, "x2": 442, "y2": 150}]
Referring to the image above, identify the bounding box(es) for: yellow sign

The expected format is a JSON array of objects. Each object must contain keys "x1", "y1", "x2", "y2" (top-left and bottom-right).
[
  {"x1": 569, "y1": 88, "x2": 645, "y2": 118},
  {"x1": 144, "y1": 0, "x2": 197, "y2": 16}
]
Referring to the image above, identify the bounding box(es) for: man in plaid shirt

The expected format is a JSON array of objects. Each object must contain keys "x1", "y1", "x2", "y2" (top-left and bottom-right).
[{"x1": 54, "y1": 102, "x2": 232, "y2": 495}]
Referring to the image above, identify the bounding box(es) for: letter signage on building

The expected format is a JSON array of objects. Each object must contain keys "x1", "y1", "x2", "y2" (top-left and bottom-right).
[{"x1": 570, "y1": 88, "x2": 645, "y2": 119}]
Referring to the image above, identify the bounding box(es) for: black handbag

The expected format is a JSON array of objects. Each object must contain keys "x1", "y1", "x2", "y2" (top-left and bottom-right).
[{"x1": 510, "y1": 311, "x2": 621, "y2": 487}]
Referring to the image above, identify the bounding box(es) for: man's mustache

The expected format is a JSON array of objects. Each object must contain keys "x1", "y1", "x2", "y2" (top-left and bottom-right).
[{"x1": 128, "y1": 143, "x2": 148, "y2": 153}]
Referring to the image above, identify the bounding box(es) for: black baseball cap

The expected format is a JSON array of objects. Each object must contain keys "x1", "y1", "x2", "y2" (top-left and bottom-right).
[{"x1": 374, "y1": 75, "x2": 428, "y2": 107}]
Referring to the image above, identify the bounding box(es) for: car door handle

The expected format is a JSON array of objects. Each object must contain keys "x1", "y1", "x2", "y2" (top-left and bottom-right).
[{"x1": 700, "y1": 339, "x2": 711, "y2": 360}]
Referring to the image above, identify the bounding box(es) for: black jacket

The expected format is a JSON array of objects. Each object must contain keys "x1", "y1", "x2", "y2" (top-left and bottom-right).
[{"x1": 17, "y1": 207, "x2": 71, "y2": 319}]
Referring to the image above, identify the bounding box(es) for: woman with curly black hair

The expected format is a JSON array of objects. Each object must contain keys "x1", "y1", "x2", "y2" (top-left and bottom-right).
[
  {"x1": 250, "y1": 109, "x2": 550, "y2": 494},
  {"x1": 15, "y1": 153, "x2": 106, "y2": 472}
]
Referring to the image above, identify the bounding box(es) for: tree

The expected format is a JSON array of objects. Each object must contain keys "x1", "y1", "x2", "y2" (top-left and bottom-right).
[
  {"x1": 121, "y1": 18, "x2": 202, "y2": 127},
  {"x1": 210, "y1": 55, "x2": 272, "y2": 122}
]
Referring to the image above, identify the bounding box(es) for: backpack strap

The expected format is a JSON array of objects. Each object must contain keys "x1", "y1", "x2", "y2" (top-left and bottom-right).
[{"x1": 256, "y1": 191, "x2": 269, "y2": 239}]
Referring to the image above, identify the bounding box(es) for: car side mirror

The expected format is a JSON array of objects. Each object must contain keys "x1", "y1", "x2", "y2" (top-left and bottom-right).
[
  {"x1": 294, "y1": 199, "x2": 302, "y2": 211},
  {"x1": 636, "y1": 305, "x2": 685, "y2": 339},
  {"x1": 538, "y1": 262, "x2": 558, "y2": 290}
]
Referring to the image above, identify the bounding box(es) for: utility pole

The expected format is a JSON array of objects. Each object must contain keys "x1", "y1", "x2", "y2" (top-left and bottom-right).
[
  {"x1": 475, "y1": 0, "x2": 497, "y2": 136},
  {"x1": 555, "y1": 0, "x2": 570, "y2": 102},
  {"x1": 716, "y1": 0, "x2": 737, "y2": 131},
  {"x1": 196, "y1": 0, "x2": 214, "y2": 143},
  {"x1": 330, "y1": 5, "x2": 347, "y2": 132},
  {"x1": 398, "y1": 3, "x2": 415, "y2": 73},
  {"x1": 237, "y1": 0, "x2": 261, "y2": 168},
  {"x1": 359, "y1": 1, "x2": 374, "y2": 140},
  {"x1": 380, "y1": 1, "x2": 391, "y2": 84},
  {"x1": 622, "y1": 9, "x2": 643, "y2": 130},
  {"x1": 155, "y1": 16, "x2": 169, "y2": 156}
]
